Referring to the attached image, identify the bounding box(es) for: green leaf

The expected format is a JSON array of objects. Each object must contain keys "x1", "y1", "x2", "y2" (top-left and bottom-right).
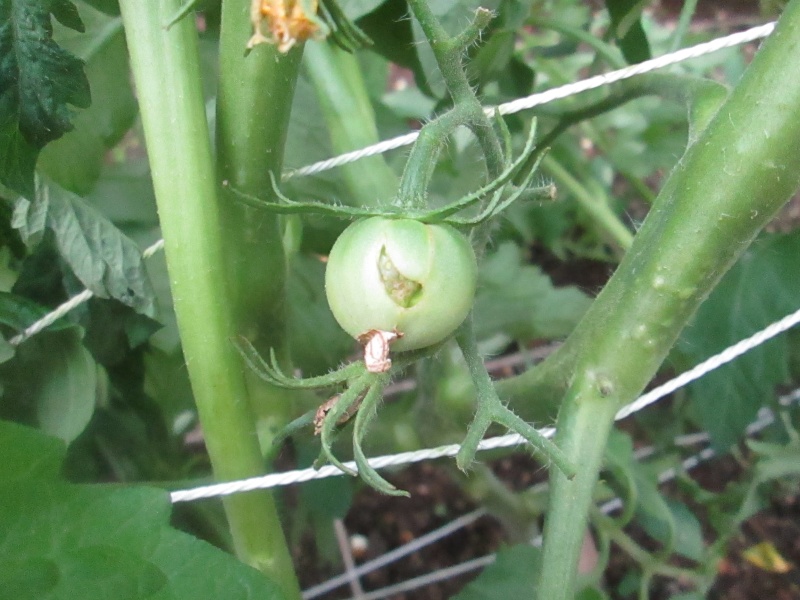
[
  {"x1": 738, "y1": 438, "x2": 800, "y2": 520},
  {"x1": 38, "y1": 6, "x2": 136, "y2": 194},
  {"x1": 662, "y1": 499, "x2": 704, "y2": 561},
  {"x1": 604, "y1": 0, "x2": 651, "y2": 64},
  {"x1": 79, "y1": 0, "x2": 119, "y2": 15},
  {"x1": 0, "y1": 419, "x2": 65, "y2": 481},
  {"x1": 1, "y1": 328, "x2": 98, "y2": 444},
  {"x1": 12, "y1": 179, "x2": 157, "y2": 317},
  {"x1": 575, "y1": 587, "x2": 610, "y2": 600},
  {"x1": 0, "y1": 420, "x2": 287, "y2": 600},
  {"x1": 340, "y1": 0, "x2": 386, "y2": 20},
  {"x1": 0, "y1": 291, "x2": 73, "y2": 333},
  {"x1": 356, "y1": 0, "x2": 428, "y2": 94},
  {"x1": 473, "y1": 242, "x2": 592, "y2": 342},
  {"x1": 632, "y1": 466, "x2": 676, "y2": 552},
  {"x1": 77, "y1": 296, "x2": 161, "y2": 365},
  {"x1": 0, "y1": 0, "x2": 91, "y2": 195},
  {"x1": 678, "y1": 232, "x2": 800, "y2": 449},
  {"x1": 34, "y1": 331, "x2": 97, "y2": 443},
  {"x1": 0, "y1": 334, "x2": 14, "y2": 363},
  {"x1": 453, "y1": 544, "x2": 539, "y2": 599}
]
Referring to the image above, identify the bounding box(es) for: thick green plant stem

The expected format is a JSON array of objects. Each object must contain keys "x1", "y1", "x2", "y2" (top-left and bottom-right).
[
  {"x1": 216, "y1": 0, "x2": 303, "y2": 444},
  {"x1": 119, "y1": 2, "x2": 301, "y2": 597},
  {"x1": 303, "y1": 41, "x2": 397, "y2": 207},
  {"x1": 537, "y1": 3, "x2": 800, "y2": 598},
  {"x1": 217, "y1": 0, "x2": 300, "y2": 358},
  {"x1": 214, "y1": 2, "x2": 303, "y2": 596}
]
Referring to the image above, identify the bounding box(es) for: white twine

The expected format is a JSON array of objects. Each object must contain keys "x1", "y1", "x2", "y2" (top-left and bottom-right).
[
  {"x1": 10, "y1": 22, "x2": 773, "y2": 348},
  {"x1": 615, "y1": 306, "x2": 800, "y2": 420},
  {"x1": 286, "y1": 21, "x2": 775, "y2": 179},
  {"x1": 170, "y1": 305, "x2": 800, "y2": 503}
]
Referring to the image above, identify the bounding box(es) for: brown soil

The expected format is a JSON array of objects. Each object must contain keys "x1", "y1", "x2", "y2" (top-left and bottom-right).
[{"x1": 298, "y1": 453, "x2": 800, "y2": 600}]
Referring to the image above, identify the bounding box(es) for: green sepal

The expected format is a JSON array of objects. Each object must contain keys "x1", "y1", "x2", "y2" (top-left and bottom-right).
[
  {"x1": 317, "y1": 373, "x2": 373, "y2": 476},
  {"x1": 234, "y1": 335, "x2": 363, "y2": 389},
  {"x1": 352, "y1": 374, "x2": 408, "y2": 496}
]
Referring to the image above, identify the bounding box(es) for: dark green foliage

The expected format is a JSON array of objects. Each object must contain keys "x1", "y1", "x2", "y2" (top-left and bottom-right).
[
  {"x1": 453, "y1": 544, "x2": 540, "y2": 599},
  {"x1": 604, "y1": 0, "x2": 652, "y2": 63},
  {"x1": 0, "y1": 0, "x2": 91, "y2": 195},
  {"x1": 473, "y1": 242, "x2": 591, "y2": 342},
  {"x1": 38, "y1": 4, "x2": 137, "y2": 194},
  {"x1": 12, "y1": 179, "x2": 156, "y2": 317},
  {"x1": 679, "y1": 232, "x2": 800, "y2": 449},
  {"x1": 0, "y1": 327, "x2": 98, "y2": 443}
]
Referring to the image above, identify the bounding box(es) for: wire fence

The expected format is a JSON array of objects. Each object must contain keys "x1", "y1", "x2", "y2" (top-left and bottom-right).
[{"x1": 168, "y1": 303, "x2": 800, "y2": 502}]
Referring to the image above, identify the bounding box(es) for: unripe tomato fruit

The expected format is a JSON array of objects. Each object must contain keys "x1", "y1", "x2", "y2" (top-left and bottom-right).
[{"x1": 325, "y1": 217, "x2": 478, "y2": 352}]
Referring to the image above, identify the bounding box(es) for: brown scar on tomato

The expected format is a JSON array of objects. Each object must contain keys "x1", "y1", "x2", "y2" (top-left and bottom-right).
[{"x1": 358, "y1": 329, "x2": 403, "y2": 373}]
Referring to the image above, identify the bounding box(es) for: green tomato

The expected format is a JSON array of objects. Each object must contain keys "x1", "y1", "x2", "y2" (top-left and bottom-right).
[{"x1": 325, "y1": 217, "x2": 478, "y2": 352}]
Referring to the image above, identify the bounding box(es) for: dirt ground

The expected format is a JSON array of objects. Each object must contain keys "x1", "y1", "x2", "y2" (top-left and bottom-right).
[{"x1": 295, "y1": 450, "x2": 800, "y2": 600}]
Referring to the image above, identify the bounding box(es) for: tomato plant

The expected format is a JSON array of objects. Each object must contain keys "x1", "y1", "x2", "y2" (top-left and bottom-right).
[{"x1": 2, "y1": 1, "x2": 800, "y2": 599}]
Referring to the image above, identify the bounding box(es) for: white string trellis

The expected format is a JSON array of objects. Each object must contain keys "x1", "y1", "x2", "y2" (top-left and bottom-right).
[
  {"x1": 169, "y1": 305, "x2": 800, "y2": 503},
  {"x1": 8, "y1": 20, "x2": 774, "y2": 348},
  {"x1": 285, "y1": 21, "x2": 775, "y2": 179}
]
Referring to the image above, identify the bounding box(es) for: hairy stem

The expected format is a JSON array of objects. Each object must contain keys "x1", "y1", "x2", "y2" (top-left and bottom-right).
[{"x1": 399, "y1": 2, "x2": 504, "y2": 209}]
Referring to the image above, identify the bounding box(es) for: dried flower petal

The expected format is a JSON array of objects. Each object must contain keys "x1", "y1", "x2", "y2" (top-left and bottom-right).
[
  {"x1": 249, "y1": 0, "x2": 322, "y2": 52},
  {"x1": 358, "y1": 329, "x2": 402, "y2": 373}
]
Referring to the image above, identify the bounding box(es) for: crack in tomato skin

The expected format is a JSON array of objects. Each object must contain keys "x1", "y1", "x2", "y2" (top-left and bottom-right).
[{"x1": 378, "y1": 247, "x2": 423, "y2": 308}]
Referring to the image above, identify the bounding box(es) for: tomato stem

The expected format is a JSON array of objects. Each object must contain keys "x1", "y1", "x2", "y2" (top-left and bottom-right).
[
  {"x1": 455, "y1": 319, "x2": 576, "y2": 479},
  {"x1": 118, "y1": 1, "x2": 301, "y2": 595},
  {"x1": 537, "y1": 3, "x2": 800, "y2": 596},
  {"x1": 397, "y1": 2, "x2": 504, "y2": 211}
]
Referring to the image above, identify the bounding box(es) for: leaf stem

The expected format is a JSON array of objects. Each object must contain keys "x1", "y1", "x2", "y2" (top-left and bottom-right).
[
  {"x1": 398, "y1": 2, "x2": 504, "y2": 208},
  {"x1": 592, "y1": 510, "x2": 707, "y2": 585},
  {"x1": 455, "y1": 320, "x2": 576, "y2": 478}
]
